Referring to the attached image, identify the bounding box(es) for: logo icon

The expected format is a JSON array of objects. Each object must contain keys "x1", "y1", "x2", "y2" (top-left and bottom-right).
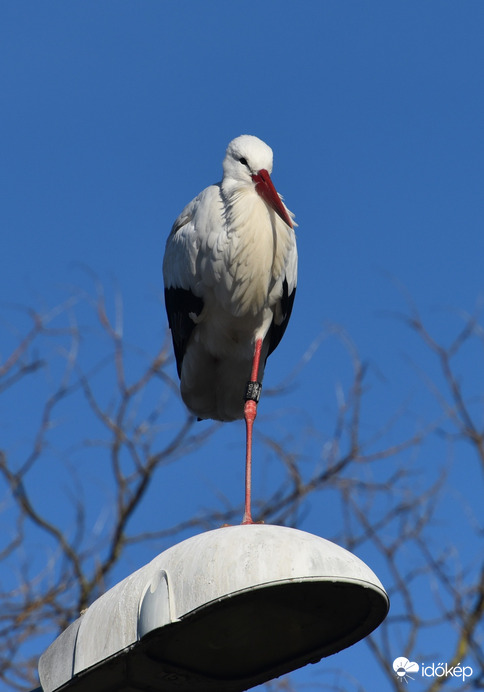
[{"x1": 393, "y1": 657, "x2": 420, "y2": 682}]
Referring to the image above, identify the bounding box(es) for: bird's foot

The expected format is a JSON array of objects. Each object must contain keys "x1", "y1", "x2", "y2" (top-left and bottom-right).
[{"x1": 241, "y1": 515, "x2": 265, "y2": 525}]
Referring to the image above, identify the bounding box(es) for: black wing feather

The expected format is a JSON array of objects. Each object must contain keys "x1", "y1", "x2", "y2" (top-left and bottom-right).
[
  {"x1": 164, "y1": 287, "x2": 204, "y2": 378},
  {"x1": 267, "y1": 279, "x2": 296, "y2": 360}
]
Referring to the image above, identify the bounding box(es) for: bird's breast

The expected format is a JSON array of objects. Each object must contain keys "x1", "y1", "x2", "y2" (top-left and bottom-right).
[{"x1": 207, "y1": 191, "x2": 292, "y2": 318}]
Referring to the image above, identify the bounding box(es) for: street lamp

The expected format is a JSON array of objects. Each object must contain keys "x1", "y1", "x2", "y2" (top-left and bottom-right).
[{"x1": 38, "y1": 524, "x2": 388, "y2": 691}]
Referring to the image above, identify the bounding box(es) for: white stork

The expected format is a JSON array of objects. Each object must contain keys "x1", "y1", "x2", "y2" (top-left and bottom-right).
[{"x1": 163, "y1": 135, "x2": 297, "y2": 524}]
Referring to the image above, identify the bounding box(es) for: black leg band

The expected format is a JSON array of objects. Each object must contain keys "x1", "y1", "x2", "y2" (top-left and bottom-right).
[{"x1": 245, "y1": 381, "x2": 262, "y2": 403}]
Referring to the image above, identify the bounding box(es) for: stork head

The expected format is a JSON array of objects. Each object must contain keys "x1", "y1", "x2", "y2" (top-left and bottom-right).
[{"x1": 222, "y1": 135, "x2": 293, "y2": 228}]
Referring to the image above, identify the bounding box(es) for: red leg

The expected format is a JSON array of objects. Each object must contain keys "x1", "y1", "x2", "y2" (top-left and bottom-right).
[{"x1": 242, "y1": 339, "x2": 263, "y2": 525}]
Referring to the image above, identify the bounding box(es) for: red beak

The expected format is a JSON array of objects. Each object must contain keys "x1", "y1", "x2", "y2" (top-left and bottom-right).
[{"x1": 252, "y1": 169, "x2": 293, "y2": 228}]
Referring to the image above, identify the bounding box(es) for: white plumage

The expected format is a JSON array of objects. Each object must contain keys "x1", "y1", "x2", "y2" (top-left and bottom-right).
[{"x1": 163, "y1": 135, "x2": 297, "y2": 522}]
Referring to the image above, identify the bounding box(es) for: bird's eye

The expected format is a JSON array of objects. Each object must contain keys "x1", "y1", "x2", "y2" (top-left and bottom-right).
[{"x1": 239, "y1": 157, "x2": 248, "y2": 167}]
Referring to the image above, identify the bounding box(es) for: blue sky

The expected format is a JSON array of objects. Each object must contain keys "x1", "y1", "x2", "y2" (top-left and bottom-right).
[{"x1": 1, "y1": 2, "x2": 484, "y2": 690}]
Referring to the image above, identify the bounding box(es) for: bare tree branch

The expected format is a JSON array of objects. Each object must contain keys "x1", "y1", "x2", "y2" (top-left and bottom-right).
[{"x1": 1, "y1": 289, "x2": 483, "y2": 691}]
